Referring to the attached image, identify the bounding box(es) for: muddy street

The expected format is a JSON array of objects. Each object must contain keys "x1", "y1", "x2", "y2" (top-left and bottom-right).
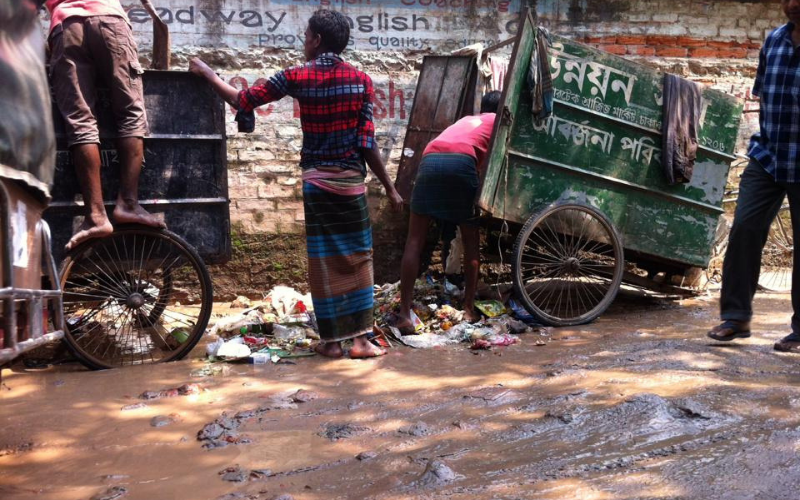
[{"x1": 2, "y1": 290, "x2": 799, "y2": 500}]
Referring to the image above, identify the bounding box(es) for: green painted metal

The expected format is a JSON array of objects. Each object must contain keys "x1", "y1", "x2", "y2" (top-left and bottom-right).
[{"x1": 479, "y1": 16, "x2": 744, "y2": 270}]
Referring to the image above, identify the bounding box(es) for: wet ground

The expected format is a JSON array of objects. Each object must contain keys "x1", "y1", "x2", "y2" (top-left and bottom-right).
[{"x1": 2, "y1": 290, "x2": 799, "y2": 500}]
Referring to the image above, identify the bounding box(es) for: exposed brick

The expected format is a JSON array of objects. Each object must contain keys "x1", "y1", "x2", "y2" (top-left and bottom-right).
[
  {"x1": 690, "y1": 47, "x2": 720, "y2": 58},
  {"x1": 599, "y1": 44, "x2": 628, "y2": 55},
  {"x1": 716, "y1": 47, "x2": 749, "y2": 58},
  {"x1": 583, "y1": 35, "x2": 617, "y2": 44},
  {"x1": 655, "y1": 47, "x2": 689, "y2": 57},
  {"x1": 707, "y1": 40, "x2": 744, "y2": 49},
  {"x1": 676, "y1": 36, "x2": 707, "y2": 48},
  {"x1": 747, "y1": 49, "x2": 761, "y2": 59},
  {"x1": 616, "y1": 35, "x2": 647, "y2": 45},
  {"x1": 627, "y1": 45, "x2": 656, "y2": 56},
  {"x1": 646, "y1": 35, "x2": 678, "y2": 46}
]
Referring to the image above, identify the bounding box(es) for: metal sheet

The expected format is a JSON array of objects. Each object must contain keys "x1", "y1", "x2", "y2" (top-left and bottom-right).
[
  {"x1": 479, "y1": 15, "x2": 743, "y2": 270},
  {"x1": 395, "y1": 56, "x2": 475, "y2": 200},
  {"x1": 44, "y1": 70, "x2": 230, "y2": 264}
]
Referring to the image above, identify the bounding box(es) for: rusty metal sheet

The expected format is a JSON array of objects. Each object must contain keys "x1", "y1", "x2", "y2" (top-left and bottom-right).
[
  {"x1": 44, "y1": 70, "x2": 230, "y2": 265},
  {"x1": 395, "y1": 56, "x2": 476, "y2": 200}
]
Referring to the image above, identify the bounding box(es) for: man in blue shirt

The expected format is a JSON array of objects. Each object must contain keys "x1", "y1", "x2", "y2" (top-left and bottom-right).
[{"x1": 708, "y1": 0, "x2": 800, "y2": 352}]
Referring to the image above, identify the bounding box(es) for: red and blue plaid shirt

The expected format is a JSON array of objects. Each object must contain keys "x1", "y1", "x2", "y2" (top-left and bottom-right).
[
  {"x1": 238, "y1": 53, "x2": 375, "y2": 175},
  {"x1": 750, "y1": 23, "x2": 800, "y2": 183}
]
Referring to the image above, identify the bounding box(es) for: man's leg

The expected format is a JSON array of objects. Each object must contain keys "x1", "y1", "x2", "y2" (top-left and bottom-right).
[
  {"x1": 65, "y1": 144, "x2": 114, "y2": 250},
  {"x1": 396, "y1": 211, "x2": 432, "y2": 332},
  {"x1": 710, "y1": 159, "x2": 784, "y2": 340},
  {"x1": 112, "y1": 136, "x2": 164, "y2": 227},
  {"x1": 460, "y1": 224, "x2": 481, "y2": 323},
  {"x1": 774, "y1": 183, "x2": 800, "y2": 351},
  {"x1": 50, "y1": 19, "x2": 114, "y2": 250}
]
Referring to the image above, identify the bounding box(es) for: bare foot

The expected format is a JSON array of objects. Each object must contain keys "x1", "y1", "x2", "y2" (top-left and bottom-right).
[
  {"x1": 65, "y1": 218, "x2": 114, "y2": 251},
  {"x1": 314, "y1": 342, "x2": 344, "y2": 358},
  {"x1": 350, "y1": 335, "x2": 386, "y2": 358},
  {"x1": 463, "y1": 308, "x2": 481, "y2": 323},
  {"x1": 392, "y1": 313, "x2": 416, "y2": 335},
  {"x1": 113, "y1": 202, "x2": 166, "y2": 228}
]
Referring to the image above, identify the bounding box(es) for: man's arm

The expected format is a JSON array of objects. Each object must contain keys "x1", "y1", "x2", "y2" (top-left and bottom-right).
[
  {"x1": 364, "y1": 146, "x2": 402, "y2": 211},
  {"x1": 189, "y1": 58, "x2": 240, "y2": 108},
  {"x1": 189, "y1": 57, "x2": 289, "y2": 111}
]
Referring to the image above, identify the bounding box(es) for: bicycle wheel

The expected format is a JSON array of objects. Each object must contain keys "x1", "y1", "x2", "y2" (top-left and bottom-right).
[
  {"x1": 60, "y1": 225, "x2": 213, "y2": 370},
  {"x1": 759, "y1": 206, "x2": 793, "y2": 293},
  {"x1": 512, "y1": 203, "x2": 624, "y2": 326}
]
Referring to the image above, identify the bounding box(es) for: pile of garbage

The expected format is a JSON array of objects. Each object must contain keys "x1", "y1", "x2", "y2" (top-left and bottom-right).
[
  {"x1": 205, "y1": 286, "x2": 319, "y2": 365},
  {"x1": 203, "y1": 277, "x2": 550, "y2": 365},
  {"x1": 373, "y1": 276, "x2": 550, "y2": 350}
]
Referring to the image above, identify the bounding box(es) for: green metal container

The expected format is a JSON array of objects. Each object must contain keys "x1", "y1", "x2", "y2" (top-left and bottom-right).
[{"x1": 479, "y1": 16, "x2": 743, "y2": 270}]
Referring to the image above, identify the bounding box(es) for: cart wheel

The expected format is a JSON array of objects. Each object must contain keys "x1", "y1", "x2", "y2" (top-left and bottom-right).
[
  {"x1": 512, "y1": 203, "x2": 624, "y2": 326},
  {"x1": 59, "y1": 225, "x2": 213, "y2": 370}
]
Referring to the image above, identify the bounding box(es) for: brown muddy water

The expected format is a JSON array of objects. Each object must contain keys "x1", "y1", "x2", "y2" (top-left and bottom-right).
[{"x1": 2, "y1": 290, "x2": 799, "y2": 500}]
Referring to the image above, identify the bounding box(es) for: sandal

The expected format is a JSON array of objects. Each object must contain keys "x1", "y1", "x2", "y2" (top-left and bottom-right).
[
  {"x1": 707, "y1": 321, "x2": 751, "y2": 341},
  {"x1": 774, "y1": 334, "x2": 800, "y2": 352}
]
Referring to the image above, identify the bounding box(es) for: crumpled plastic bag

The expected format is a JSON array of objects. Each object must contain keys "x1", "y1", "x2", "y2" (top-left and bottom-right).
[
  {"x1": 209, "y1": 309, "x2": 262, "y2": 337},
  {"x1": 266, "y1": 286, "x2": 313, "y2": 317}
]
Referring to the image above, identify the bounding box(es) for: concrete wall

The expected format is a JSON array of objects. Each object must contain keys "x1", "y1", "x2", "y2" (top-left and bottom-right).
[{"x1": 41, "y1": 1, "x2": 782, "y2": 294}]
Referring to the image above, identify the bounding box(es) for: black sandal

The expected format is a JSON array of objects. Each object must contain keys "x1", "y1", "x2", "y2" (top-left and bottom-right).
[{"x1": 707, "y1": 321, "x2": 751, "y2": 341}]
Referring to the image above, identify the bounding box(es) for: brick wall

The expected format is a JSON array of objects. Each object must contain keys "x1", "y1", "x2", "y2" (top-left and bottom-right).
[{"x1": 40, "y1": 1, "x2": 783, "y2": 294}]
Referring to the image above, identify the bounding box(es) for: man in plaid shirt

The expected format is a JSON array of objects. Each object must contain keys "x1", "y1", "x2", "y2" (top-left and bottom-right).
[
  {"x1": 708, "y1": 0, "x2": 800, "y2": 352},
  {"x1": 191, "y1": 10, "x2": 402, "y2": 359}
]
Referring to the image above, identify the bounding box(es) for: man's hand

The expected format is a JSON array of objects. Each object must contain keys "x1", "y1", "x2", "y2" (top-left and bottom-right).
[
  {"x1": 189, "y1": 58, "x2": 211, "y2": 78},
  {"x1": 388, "y1": 188, "x2": 403, "y2": 212}
]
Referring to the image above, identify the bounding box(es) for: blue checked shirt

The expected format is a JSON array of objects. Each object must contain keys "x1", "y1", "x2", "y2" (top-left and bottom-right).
[{"x1": 750, "y1": 24, "x2": 800, "y2": 183}]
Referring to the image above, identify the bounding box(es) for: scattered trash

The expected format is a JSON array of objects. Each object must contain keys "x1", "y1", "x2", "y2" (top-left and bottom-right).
[
  {"x1": 230, "y1": 296, "x2": 252, "y2": 309},
  {"x1": 203, "y1": 279, "x2": 543, "y2": 362},
  {"x1": 475, "y1": 300, "x2": 507, "y2": 318},
  {"x1": 215, "y1": 338, "x2": 251, "y2": 360}
]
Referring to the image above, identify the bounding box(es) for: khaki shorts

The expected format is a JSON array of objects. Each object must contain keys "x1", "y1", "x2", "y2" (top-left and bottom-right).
[{"x1": 49, "y1": 16, "x2": 148, "y2": 147}]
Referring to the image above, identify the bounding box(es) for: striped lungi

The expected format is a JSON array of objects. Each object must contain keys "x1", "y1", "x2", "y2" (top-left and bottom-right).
[{"x1": 302, "y1": 170, "x2": 374, "y2": 342}]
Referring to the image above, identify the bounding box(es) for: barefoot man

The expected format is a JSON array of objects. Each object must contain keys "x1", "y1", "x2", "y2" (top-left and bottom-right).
[
  {"x1": 190, "y1": 9, "x2": 403, "y2": 358},
  {"x1": 45, "y1": 0, "x2": 164, "y2": 250},
  {"x1": 394, "y1": 91, "x2": 501, "y2": 333}
]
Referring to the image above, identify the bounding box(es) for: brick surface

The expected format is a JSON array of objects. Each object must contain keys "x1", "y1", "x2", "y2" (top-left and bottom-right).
[
  {"x1": 655, "y1": 47, "x2": 689, "y2": 57},
  {"x1": 599, "y1": 44, "x2": 628, "y2": 55}
]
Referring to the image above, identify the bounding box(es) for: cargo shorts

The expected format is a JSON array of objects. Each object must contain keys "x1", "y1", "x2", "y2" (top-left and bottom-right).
[{"x1": 48, "y1": 15, "x2": 148, "y2": 147}]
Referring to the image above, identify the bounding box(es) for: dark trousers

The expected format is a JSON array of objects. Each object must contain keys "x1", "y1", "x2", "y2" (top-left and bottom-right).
[{"x1": 720, "y1": 159, "x2": 800, "y2": 332}]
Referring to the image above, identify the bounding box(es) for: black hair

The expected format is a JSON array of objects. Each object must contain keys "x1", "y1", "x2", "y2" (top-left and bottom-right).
[
  {"x1": 308, "y1": 10, "x2": 350, "y2": 54},
  {"x1": 480, "y1": 90, "x2": 502, "y2": 113}
]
